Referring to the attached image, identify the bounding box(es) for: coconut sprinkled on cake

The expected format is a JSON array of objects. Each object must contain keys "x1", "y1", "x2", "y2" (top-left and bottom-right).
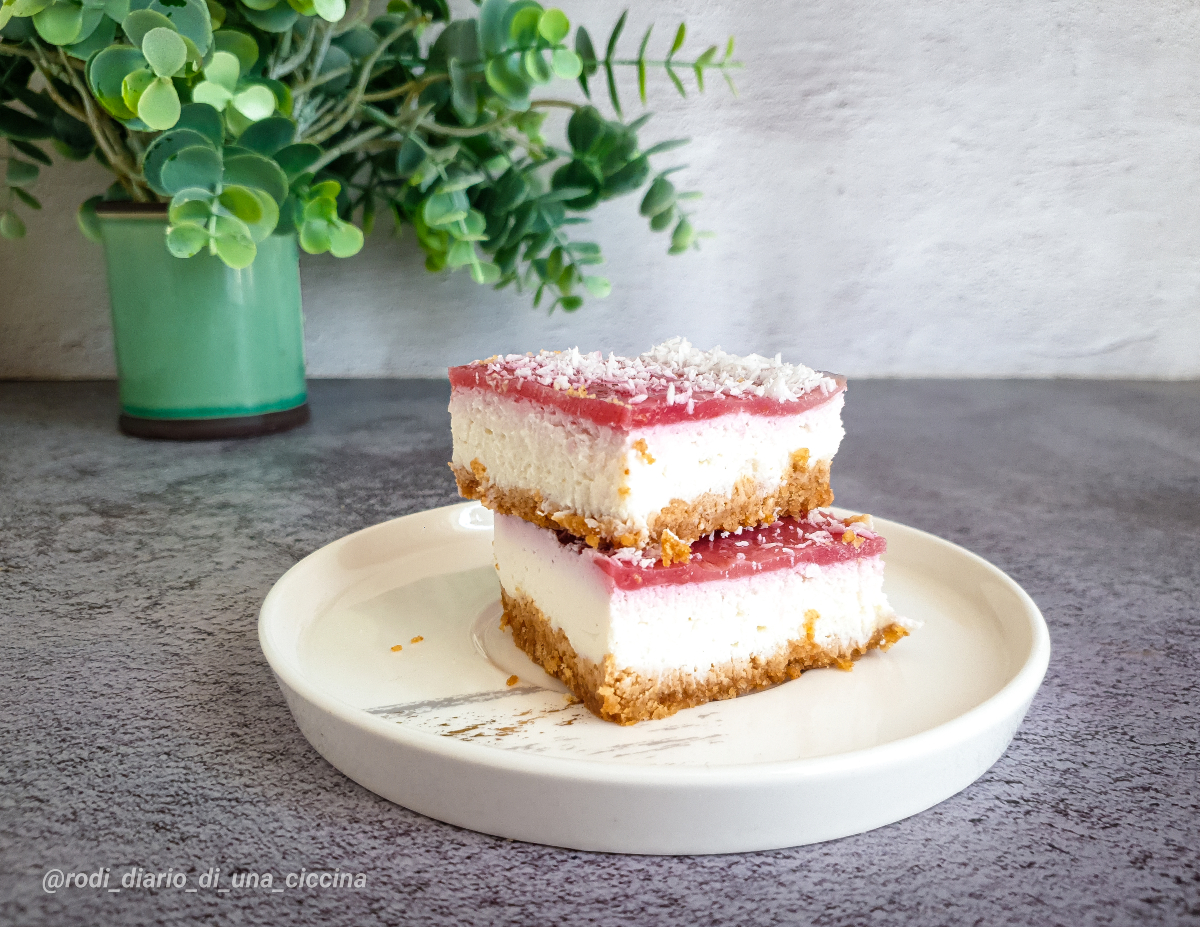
[{"x1": 477, "y1": 337, "x2": 835, "y2": 406}]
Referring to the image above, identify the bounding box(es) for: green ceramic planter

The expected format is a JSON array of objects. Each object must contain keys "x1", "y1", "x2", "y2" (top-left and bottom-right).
[{"x1": 97, "y1": 203, "x2": 310, "y2": 439}]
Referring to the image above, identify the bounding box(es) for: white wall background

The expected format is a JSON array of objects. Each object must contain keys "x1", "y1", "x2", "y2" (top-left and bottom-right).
[{"x1": 3, "y1": 0, "x2": 1199, "y2": 379}]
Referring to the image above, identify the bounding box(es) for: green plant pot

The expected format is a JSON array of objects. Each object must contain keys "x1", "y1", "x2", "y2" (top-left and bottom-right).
[{"x1": 97, "y1": 202, "x2": 310, "y2": 440}]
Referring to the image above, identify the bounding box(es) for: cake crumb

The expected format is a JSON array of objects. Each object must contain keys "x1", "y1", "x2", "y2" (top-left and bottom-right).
[
  {"x1": 506, "y1": 675, "x2": 519, "y2": 687},
  {"x1": 391, "y1": 645, "x2": 403, "y2": 652},
  {"x1": 660, "y1": 529, "x2": 692, "y2": 566},
  {"x1": 564, "y1": 693, "x2": 581, "y2": 705},
  {"x1": 410, "y1": 635, "x2": 424, "y2": 644},
  {"x1": 632, "y1": 438, "x2": 656, "y2": 464},
  {"x1": 841, "y1": 530, "x2": 865, "y2": 548}
]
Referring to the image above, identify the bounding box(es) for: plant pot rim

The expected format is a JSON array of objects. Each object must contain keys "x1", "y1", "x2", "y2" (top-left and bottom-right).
[{"x1": 94, "y1": 201, "x2": 169, "y2": 219}]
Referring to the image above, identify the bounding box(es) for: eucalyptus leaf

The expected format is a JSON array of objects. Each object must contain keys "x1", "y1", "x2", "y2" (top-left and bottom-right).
[
  {"x1": 32, "y1": 1, "x2": 84, "y2": 45},
  {"x1": 575, "y1": 25, "x2": 596, "y2": 98},
  {"x1": 601, "y1": 154, "x2": 648, "y2": 196},
  {"x1": 87, "y1": 46, "x2": 148, "y2": 121},
  {"x1": 333, "y1": 25, "x2": 377, "y2": 59},
  {"x1": 0, "y1": 105, "x2": 51, "y2": 141},
  {"x1": 222, "y1": 152, "x2": 288, "y2": 204},
  {"x1": 12, "y1": 186, "x2": 41, "y2": 209},
  {"x1": 537, "y1": 8, "x2": 567, "y2": 44},
  {"x1": 298, "y1": 217, "x2": 330, "y2": 253},
  {"x1": 145, "y1": 0, "x2": 210, "y2": 54},
  {"x1": 5, "y1": 158, "x2": 39, "y2": 187},
  {"x1": 490, "y1": 169, "x2": 527, "y2": 213},
  {"x1": 217, "y1": 183, "x2": 263, "y2": 225},
  {"x1": 120, "y1": 67, "x2": 155, "y2": 114},
  {"x1": 477, "y1": 0, "x2": 506, "y2": 56},
  {"x1": 445, "y1": 238, "x2": 473, "y2": 267},
  {"x1": 191, "y1": 80, "x2": 233, "y2": 110},
  {"x1": 159, "y1": 143, "x2": 222, "y2": 193},
  {"x1": 212, "y1": 229, "x2": 256, "y2": 268},
  {"x1": 214, "y1": 29, "x2": 259, "y2": 72},
  {"x1": 10, "y1": 140, "x2": 52, "y2": 166},
  {"x1": 648, "y1": 203, "x2": 674, "y2": 231},
  {"x1": 244, "y1": 187, "x2": 279, "y2": 240},
  {"x1": 327, "y1": 219, "x2": 362, "y2": 257},
  {"x1": 203, "y1": 49, "x2": 240, "y2": 91},
  {"x1": 168, "y1": 195, "x2": 213, "y2": 226},
  {"x1": 174, "y1": 102, "x2": 223, "y2": 146},
  {"x1": 469, "y1": 261, "x2": 499, "y2": 284},
  {"x1": 522, "y1": 48, "x2": 551, "y2": 84},
  {"x1": 668, "y1": 216, "x2": 694, "y2": 253},
  {"x1": 142, "y1": 26, "x2": 187, "y2": 77},
  {"x1": 484, "y1": 53, "x2": 530, "y2": 110},
  {"x1": 165, "y1": 221, "x2": 208, "y2": 256},
  {"x1": 311, "y1": 0, "x2": 342, "y2": 23},
  {"x1": 64, "y1": 11, "x2": 115, "y2": 58},
  {"x1": 122, "y1": 7, "x2": 171, "y2": 46},
  {"x1": 272, "y1": 142, "x2": 320, "y2": 180},
  {"x1": 314, "y1": 44, "x2": 352, "y2": 94},
  {"x1": 239, "y1": 0, "x2": 296, "y2": 33},
  {"x1": 582, "y1": 274, "x2": 610, "y2": 297},
  {"x1": 76, "y1": 194, "x2": 103, "y2": 242},
  {"x1": 448, "y1": 58, "x2": 476, "y2": 125},
  {"x1": 422, "y1": 189, "x2": 467, "y2": 227},
  {"x1": 566, "y1": 105, "x2": 603, "y2": 154},
  {"x1": 437, "y1": 172, "x2": 484, "y2": 194},
  {"x1": 232, "y1": 85, "x2": 275, "y2": 120},
  {"x1": 638, "y1": 176, "x2": 673, "y2": 217},
  {"x1": 551, "y1": 48, "x2": 581, "y2": 80},
  {"x1": 394, "y1": 137, "x2": 425, "y2": 175},
  {"x1": 136, "y1": 75, "x2": 181, "y2": 130},
  {"x1": 0, "y1": 210, "x2": 27, "y2": 239}
]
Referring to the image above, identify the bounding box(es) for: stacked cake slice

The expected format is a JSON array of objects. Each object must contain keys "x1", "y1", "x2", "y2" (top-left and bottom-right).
[{"x1": 449, "y1": 337, "x2": 915, "y2": 724}]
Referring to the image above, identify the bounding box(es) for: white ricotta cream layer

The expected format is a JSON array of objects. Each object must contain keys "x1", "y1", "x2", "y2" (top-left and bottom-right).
[
  {"x1": 493, "y1": 514, "x2": 910, "y2": 675},
  {"x1": 450, "y1": 389, "x2": 845, "y2": 535}
]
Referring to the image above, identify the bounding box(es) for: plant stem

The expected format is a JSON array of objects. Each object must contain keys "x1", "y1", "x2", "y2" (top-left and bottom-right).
[
  {"x1": 529, "y1": 99, "x2": 580, "y2": 110},
  {"x1": 332, "y1": 0, "x2": 370, "y2": 37},
  {"x1": 418, "y1": 114, "x2": 512, "y2": 138},
  {"x1": 291, "y1": 65, "x2": 351, "y2": 94},
  {"x1": 48, "y1": 44, "x2": 148, "y2": 200},
  {"x1": 304, "y1": 22, "x2": 415, "y2": 146},
  {"x1": 271, "y1": 23, "x2": 316, "y2": 80},
  {"x1": 308, "y1": 124, "x2": 387, "y2": 172},
  {"x1": 0, "y1": 42, "x2": 39, "y2": 62},
  {"x1": 360, "y1": 73, "x2": 444, "y2": 104}
]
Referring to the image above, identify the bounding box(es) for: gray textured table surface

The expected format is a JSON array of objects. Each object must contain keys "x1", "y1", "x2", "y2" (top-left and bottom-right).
[{"x1": 2, "y1": 379, "x2": 1198, "y2": 927}]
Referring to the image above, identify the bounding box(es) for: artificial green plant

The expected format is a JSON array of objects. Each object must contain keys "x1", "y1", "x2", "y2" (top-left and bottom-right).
[{"x1": 0, "y1": 0, "x2": 737, "y2": 310}]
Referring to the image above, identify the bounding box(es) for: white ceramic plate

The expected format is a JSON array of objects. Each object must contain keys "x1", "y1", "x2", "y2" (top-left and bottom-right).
[{"x1": 259, "y1": 502, "x2": 1049, "y2": 855}]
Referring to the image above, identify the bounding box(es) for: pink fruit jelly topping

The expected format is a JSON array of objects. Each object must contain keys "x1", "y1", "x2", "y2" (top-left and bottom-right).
[
  {"x1": 448, "y1": 346, "x2": 844, "y2": 430},
  {"x1": 587, "y1": 512, "x2": 886, "y2": 591}
]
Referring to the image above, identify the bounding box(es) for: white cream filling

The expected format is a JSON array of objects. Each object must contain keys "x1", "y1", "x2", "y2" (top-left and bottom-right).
[
  {"x1": 450, "y1": 389, "x2": 844, "y2": 534},
  {"x1": 493, "y1": 513, "x2": 911, "y2": 675}
]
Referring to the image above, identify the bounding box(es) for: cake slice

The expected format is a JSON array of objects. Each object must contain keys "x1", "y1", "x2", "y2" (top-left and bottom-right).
[
  {"x1": 450, "y1": 338, "x2": 846, "y2": 554},
  {"x1": 494, "y1": 509, "x2": 915, "y2": 725}
]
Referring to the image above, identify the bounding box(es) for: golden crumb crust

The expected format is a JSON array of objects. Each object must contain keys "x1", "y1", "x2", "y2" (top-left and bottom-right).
[
  {"x1": 450, "y1": 449, "x2": 833, "y2": 552},
  {"x1": 499, "y1": 588, "x2": 909, "y2": 725}
]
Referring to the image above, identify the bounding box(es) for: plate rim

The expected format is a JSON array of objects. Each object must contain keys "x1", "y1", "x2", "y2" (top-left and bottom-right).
[{"x1": 259, "y1": 502, "x2": 1051, "y2": 785}]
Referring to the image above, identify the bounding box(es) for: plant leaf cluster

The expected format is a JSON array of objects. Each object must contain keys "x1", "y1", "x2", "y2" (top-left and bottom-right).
[{"x1": 0, "y1": 0, "x2": 739, "y2": 308}]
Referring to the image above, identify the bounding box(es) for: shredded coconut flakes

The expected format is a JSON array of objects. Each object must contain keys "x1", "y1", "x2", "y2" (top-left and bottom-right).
[{"x1": 478, "y1": 337, "x2": 835, "y2": 408}]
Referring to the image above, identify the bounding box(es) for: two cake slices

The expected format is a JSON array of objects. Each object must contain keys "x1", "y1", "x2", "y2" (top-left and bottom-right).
[{"x1": 449, "y1": 338, "x2": 914, "y2": 725}]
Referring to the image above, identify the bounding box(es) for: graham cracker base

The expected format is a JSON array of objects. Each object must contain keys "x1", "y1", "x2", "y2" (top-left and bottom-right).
[
  {"x1": 499, "y1": 587, "x2": 910, "y2": 726},
  {"x1": 451, "y1": 450, "x2": 833, "y2": 550}
]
